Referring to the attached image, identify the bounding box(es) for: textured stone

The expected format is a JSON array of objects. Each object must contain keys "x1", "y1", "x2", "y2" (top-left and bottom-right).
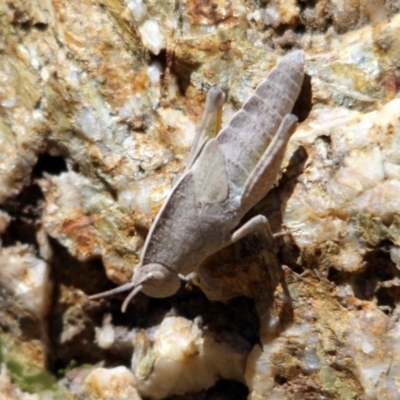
[{"x1": 2, "y1": 0, "x2": 400, "y2": 398}]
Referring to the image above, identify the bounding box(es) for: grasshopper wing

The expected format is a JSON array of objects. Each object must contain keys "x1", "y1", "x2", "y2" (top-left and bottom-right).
[
  {"x1": 186, "y1": 87, "x2": 225, "y2": 169},
  {"x1": 192, "y1": 138, "x2": 228, "y2": 206}
]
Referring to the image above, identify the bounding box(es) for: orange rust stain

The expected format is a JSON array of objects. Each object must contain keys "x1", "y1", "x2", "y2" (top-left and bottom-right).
[
  {"x1": 379, "y1": 73, "x2": 399, "y2": 101},
  {"x1": 26, "y1": 343, "x2": 47, "y2": 367},
  {"x1": 98, "y1": 64, "x2": 150, "y2": 107},
  {"x1": 61, "y1": 213, "x2": 97, "y2": 254},
  {"x1": 386, "y1": 122, "x2": 394, "y2": 136},
  {"x1": 218, "y1": 40, "x2": 232, "y2": 53},
  {"x1": 62, "y1": 214, "x2": 92, "y2": 233},
  {"x1": 186, "y1": 0, "x2": 235, "y2": 25},
  {"x1": 131, "y1": 67, "x2": 150, "y2": 93}
]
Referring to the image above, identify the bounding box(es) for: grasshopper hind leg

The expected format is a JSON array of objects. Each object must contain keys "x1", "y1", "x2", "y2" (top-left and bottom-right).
[
  {"x1": 231, "y1": 215, "x2": 274, "y2": 247},
  {"x1": 240, "y1": 114, "x2": 298, "y2": 212}
]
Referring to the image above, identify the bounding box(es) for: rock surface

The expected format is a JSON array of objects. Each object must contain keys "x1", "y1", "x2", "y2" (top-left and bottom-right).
[{"x1": 1, "y1": 0, "x2": 400, "y2": 399}]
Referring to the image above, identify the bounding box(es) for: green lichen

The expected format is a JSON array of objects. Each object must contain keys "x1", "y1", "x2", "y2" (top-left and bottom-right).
[{"x1": 0, "y1": 333, "x2": 70, "y2": 397}]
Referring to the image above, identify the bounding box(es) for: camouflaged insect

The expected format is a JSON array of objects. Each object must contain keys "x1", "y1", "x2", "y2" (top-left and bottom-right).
[{"x1": 90, "y1": 50, "x2": 305, "y2": 311}]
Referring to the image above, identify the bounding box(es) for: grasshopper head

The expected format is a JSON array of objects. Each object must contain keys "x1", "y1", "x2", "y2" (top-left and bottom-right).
[
  {"x1": 89, "y1": 263, "x2": 180, "y2": 312},
  {"x1": 120, "y1": 263, "x2": 180, "y2": 312},
  {"x1": 133, "y1": 263, "x2": 180, "y2": 297}
]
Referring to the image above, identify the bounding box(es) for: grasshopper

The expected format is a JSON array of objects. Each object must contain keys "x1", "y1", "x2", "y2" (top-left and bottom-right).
[{"x1": 90, "y1": 50, "x2": 305, "y2": 311}]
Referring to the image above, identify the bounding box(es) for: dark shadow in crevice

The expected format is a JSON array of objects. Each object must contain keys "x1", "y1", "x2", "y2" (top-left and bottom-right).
[
  {"x1": 1, "y1": 153, "x2": 67, "y2": 249},
  {"x1": 352, "y1": 248, "x2": 397, "y2": 301},
  {"x1": 328, "y1": 246, "x2": 400, "y2": 315},
  {"x1": 0, "y1": 184, "x2": 44, "y2": 248},
  {"x1": 32, "y1": 153, "x2": 68, "y2": 178},
  {"x1": 375, "y1": 286, "x2": 396, "y2": 315},
  {"x1": 47, "y1": 237, "x2": 130, "y2": 373},
  {"x1": 164, "y1": 379, "x2": 248, "y2": 400},
  {"x1": 292, "y1": 73, "x2": 312, "y2": 123},
  {"x1": 177, "y1": 291, "x2": 260, "y2": 349}
]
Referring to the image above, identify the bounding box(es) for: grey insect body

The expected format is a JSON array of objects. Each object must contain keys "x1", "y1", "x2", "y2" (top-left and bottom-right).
[{"x1": 90, "y1": 50, "x2": 305, "y2": 311}]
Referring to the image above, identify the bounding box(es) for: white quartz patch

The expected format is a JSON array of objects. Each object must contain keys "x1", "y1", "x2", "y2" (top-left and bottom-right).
[
  {"x1": 138, "y1": 20, "x2": 165, "y2": 55},
  {"x1": 284, "y1": 99, "x2": 400, "y2": 271},
  {"x1": 132, "y1": 316, "x2": 247, "y2": 398},
  {"x1": 0, "y1": 244, "x2": 52, "y2": 318},
  {"x1": 83, "y1": 366, "x2": 141, "y2": 400},
  {"x1": 127, "y1": 0, "x2": 147, "y2": 23}
]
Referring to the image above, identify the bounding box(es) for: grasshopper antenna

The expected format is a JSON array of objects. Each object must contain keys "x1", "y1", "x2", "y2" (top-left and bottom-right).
[
  {"x1": 121, "y1": 284, "x2": 143, "y2": 313},
  {"x1": 89, "y1": 281, "x2": 144, "y2": 313},
  {"x1": 88, "y1": 281, "x2": 136, "y2": 301},
  {"x1": 89, "y1": 262, "x2": 180, "y2": 311}
]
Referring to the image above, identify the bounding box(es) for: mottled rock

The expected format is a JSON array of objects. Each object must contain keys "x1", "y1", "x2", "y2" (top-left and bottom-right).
[
  {"x1": 2, "y1": 0, "x2": 400, "y2": 399},
  {"x1": 132, "y1": 316, "x2": 247, "y2": 399},
  {"x1": 83, "y1": 366, "x2": 141, "y2": 400}
]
